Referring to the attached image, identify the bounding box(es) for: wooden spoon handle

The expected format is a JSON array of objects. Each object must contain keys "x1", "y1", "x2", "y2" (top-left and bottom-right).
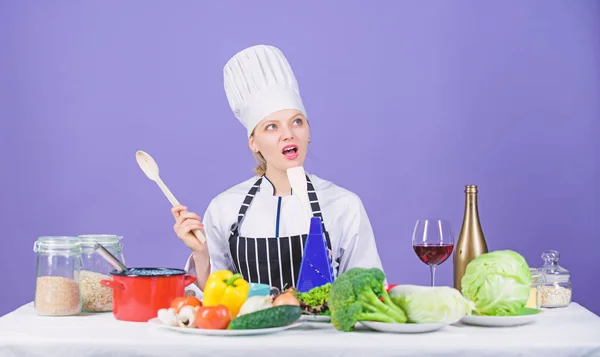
[
  {"x1": 154, "y1": 178, "x2": 178, "y2": 205},
  {"x1": 156, "y1": 178, "x2": 207, "y2": 244},
  {"x1": 192, "y1": 229, "x2": 207, "y2": 244}
]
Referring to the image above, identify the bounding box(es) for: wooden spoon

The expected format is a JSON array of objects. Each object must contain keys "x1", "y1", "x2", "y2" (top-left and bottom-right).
[
  {"x1": 135, "y1": 150, "x2": 206, "y2": 244},
  {"x1": 287, "y1": 166, "x2": 312, "y2": 232}
]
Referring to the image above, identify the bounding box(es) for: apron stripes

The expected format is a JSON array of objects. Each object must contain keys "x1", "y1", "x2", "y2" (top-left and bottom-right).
[{"x1": 228, "y1": 175, "x2": 336, "y2": 291}]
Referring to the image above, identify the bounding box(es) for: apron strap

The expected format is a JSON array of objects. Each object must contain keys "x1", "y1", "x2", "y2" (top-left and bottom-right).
[
  {"x1": 305, "y1": 175, "x2": 330, "y2": 244},
  {"x1": 229, "y1": 177, "x2": 262, "y2": 235}
]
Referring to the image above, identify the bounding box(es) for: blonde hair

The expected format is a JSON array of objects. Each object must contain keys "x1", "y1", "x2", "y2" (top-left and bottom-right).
[
  {"x1": 250, "y1": 127, "x2": 267, "y2": 176},
  {"x1": 253, "y1": 151, "x2": 267, "y2": 176}
]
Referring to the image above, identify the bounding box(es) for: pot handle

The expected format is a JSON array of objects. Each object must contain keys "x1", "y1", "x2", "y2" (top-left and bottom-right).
[
  {"x1": 99, "y1": 279, "x2": 125, "y2": 290},
  {"x1": 183, "y1": 274, "x2": 197, "y2": 287}
]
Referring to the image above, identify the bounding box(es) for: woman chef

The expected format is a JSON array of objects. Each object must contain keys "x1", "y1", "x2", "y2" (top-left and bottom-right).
[{"x1": 174, "y1": 45, "x2": 384, "y2": 294}]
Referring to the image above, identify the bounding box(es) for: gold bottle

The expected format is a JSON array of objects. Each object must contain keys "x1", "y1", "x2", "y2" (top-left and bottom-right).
[{"x1": 453, "y1": 185, "x2": 489, "y2": 291}]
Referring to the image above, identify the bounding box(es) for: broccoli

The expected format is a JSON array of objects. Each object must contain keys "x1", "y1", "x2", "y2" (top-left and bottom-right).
[{"x1": 328, "y1": 267, "x2": 407, "y2": 331}]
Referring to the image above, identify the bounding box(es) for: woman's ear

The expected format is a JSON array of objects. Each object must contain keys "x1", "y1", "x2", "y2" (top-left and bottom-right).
[{"x1": 248, "y1": 136, "x2": 258, "y2": 153}]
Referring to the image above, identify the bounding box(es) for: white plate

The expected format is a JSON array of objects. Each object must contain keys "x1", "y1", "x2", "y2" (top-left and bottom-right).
[
  {"x1": 461, "y1": 313, "x2": 539, "y2": 327},
  {"x1": 360, "y1": 321, "x2": 448, "y2": 333},
  {"x1": 148, "y1": 318, "x2": 300, "y2": 336},
  {"x1": 300, "y1": 314, "x2": 331, "y2": 322}
]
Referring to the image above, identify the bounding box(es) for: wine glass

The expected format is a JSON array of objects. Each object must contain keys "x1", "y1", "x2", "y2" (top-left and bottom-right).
[{"x1": 412, "y1": 219, "x2": 454, "y2": 286}]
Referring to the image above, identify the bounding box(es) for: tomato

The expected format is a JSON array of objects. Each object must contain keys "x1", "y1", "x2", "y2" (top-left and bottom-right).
[
  {"x1": 379, "y1": 284, "x2": 399, "y2": 301},
  {"x1": 385, "y1": 284, "x2": 398, "y2": 293},
  {"x1": 195, "y1": 305, "x2": 232, "y2": 330},
  {"x1": 272, "y1": 292, "x2": 299, "y2": 306},
  {"x1": 170, "y1": 296, "x2": 202, "y2": 313}
]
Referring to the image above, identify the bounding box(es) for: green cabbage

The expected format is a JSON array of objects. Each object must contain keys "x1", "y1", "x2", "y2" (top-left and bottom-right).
[
  {"x1": 389, "y1": 285, "x2": 475, "y2": 324},
  {"x1": 461, "y1": 250, "x2": 532, "y2": 316}
]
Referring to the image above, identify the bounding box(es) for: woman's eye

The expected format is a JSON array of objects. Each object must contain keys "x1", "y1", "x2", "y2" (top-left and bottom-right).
[
  {"x1": 293, "y1": 118, "x2": 303, "y2": 125},
  {"x1": 266, "y1": 124, "x2": 277, "y2": 130}
]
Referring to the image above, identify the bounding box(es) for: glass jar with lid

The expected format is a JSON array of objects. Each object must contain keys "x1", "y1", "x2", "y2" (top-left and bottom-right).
[
  {"x1": 526, "y1": 267, "x2": 545, "y2": 309},
  {"x1": 537, "y1": 249, "x2": 572, "y2": 308},
  {"x1": 33, "y1": 236, "x2": 82, "y2": 316},
  {"x1": 77, "y1": 234, "x2": 125, "y2": 312}
]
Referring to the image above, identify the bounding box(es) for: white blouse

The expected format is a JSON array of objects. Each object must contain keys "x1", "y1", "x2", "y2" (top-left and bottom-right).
[{"x1": 184, "y1": 173, "x2": 385, "y2": 294}]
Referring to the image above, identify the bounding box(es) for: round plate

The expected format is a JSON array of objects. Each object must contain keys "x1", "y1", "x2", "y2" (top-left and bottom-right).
[
  {"x1": 148, "y1": 318, "x2": 300, "y2": 336},
  {"x1": 461, "y1": 308, "x2": 542, "y2": 327},
  {"x1": 360, "y1": 321, "x2": 448, "y2": 333},
  {"x1": 300, "y1": 314, "x2": 331, "y2": 322}
]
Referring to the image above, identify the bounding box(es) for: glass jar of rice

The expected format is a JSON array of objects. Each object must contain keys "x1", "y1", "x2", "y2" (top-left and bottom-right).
[
  {"x1": 526, "y1": 267, "x2": 545, "y2": 308},
  {"x1": 537, "y1": 249, "x2": 572, "y2": 308},
  {"x1": 33, "y1": 236, "x2": 82, "y2": 316},
  {"x1": 78, "y1": 234, "x2": 125, "y2": 312}
]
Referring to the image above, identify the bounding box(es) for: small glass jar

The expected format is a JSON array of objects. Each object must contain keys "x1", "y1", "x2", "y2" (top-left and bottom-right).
[
  {"x1": 33, "y1": 236, "x2": 82, "y2": 316},
  {"x1": 78, "y1": 234, "x2": 125, "y2": 312},
  {"x1": 526, "y1": 267, "x2": 545, "y2": 309},
  {"x1": 538, "y1": 249, "x2": 572, "y2": 308}
]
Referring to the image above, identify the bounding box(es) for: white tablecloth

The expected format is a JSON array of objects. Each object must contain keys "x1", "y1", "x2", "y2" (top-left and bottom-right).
[{"x1": 0, "y1": 302, "x2": 599, "y2": 357}]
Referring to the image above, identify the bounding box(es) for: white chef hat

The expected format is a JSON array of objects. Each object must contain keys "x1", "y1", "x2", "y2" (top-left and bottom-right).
[{"x1": 223, "y1": 45, "x2": 306, "y2": 137}]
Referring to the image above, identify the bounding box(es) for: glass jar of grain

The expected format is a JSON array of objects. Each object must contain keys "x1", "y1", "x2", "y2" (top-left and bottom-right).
[
  {"x1": 33, "y1": 236, "x2": 82, "y2": 316},
  {"x1": 538, "y1": 249, "x2": 572, "y2": 308},
  {"x1": 78, "y1": 234, "x2": 125, "y2": 312},
  {"x1": 526, "y1": 267, "x2": 545, "y2": 309}
]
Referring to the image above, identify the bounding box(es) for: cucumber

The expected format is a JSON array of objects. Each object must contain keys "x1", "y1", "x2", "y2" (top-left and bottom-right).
[{"x1": 228, "y1": 305, "x2": 302, "y2": 330}]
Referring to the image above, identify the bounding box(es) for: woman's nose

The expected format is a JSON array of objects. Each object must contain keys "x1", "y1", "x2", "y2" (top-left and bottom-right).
[{"x1": 281, "y1": 125, "x2": 294, "y2": 139}]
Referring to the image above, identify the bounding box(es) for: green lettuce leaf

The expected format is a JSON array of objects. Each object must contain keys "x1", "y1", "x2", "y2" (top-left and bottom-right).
[
  {"x1": 296, "y1": 283, "x2": 331, "y2": 307},
  {"x1": 461, "y1": 250, "x2": 532, "y2": 316},
  {"x1": 389, "y1": 285, "x2": 475, "y2": 323}
]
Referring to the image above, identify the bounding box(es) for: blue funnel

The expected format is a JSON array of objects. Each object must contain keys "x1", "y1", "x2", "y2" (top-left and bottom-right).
[{"x1": 296, "y1": 216, "x2": 334, "y2": 293}]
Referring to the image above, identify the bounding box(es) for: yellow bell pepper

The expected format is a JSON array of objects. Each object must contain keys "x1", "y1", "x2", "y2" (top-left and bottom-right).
[{"x1": 202, "y1": 270, "x2": 250, "y2": 317}]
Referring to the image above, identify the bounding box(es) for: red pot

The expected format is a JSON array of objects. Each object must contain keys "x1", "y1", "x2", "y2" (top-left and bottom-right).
[{"x1": 99, "y1": 268, "x2": 196, "y2": 322}]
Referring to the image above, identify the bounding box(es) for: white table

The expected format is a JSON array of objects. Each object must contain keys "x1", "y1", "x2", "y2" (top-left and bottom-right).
[{"x1": 0, "y1": 302, "x2": 599, "y2": 357}]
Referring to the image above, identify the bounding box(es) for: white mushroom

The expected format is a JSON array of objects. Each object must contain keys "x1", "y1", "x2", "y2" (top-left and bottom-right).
[
  {"x1": 177, "y1": 305, "x2": 197, "y2": 328},
  {"x1": 157, "y1": 308, "x2": 178, "y2": 326}
]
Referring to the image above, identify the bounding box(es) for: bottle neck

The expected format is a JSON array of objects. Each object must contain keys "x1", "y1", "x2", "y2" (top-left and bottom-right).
[
  {"x1": 461, "y1": 191, "x2": 483, "y2": 231},
  {"x1": 465, "y1": 192, "x2": 478, "y2": 211}
]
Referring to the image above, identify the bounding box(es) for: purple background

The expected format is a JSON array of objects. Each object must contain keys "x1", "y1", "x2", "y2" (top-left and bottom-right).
[{"x1": 1, "y1": 1, "x2": 599, "y2": 316}]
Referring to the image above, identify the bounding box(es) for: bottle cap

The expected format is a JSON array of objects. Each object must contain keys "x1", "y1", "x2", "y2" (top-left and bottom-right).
[{"x1": 465, "y1": 185, "x2": 478, "y2": 193}]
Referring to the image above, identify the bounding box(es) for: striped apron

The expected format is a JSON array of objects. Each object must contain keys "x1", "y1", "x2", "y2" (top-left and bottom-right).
[{"x1": 227, "y1": 175, "x2": 337, "y2": 291}]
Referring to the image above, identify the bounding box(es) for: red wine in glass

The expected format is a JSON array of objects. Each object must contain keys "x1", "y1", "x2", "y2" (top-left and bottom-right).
[
  {"x1": 412, "y1": 219, "x2": 454, "y2": 286},
  {"x1": 413, "y1": 243, "x2": 454, "y2": 265}
]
